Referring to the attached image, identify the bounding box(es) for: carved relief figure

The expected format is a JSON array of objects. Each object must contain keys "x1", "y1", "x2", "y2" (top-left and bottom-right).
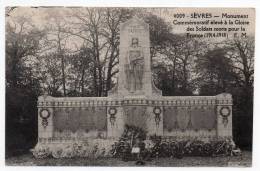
[{"x1": 125, "y1": 37, "x2": 144, "y2": 92}]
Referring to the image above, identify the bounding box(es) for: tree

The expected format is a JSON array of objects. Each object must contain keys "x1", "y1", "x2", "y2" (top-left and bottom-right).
[
  {"x1": 225, "y1": 37, "x2": 254, "y2": 149},
  {"x1": 43, "y1": 11, "x2": 71, "y2": 96},
  {"x1": 6, "y1": 15, "x2": 45, "y2": 156},
  {"x1": 195, "y1": 48, "x2": 236, "y2": 95},
  {"x1": 227, "y1": 37, "x2": 254, "y2": 91},
  {"x1": 153, "y1": 34, "x2": 201, "y2": 96},
  {"x1": 67, "y1": 8, "x2": 107, "y2": 96},
  {"x1": 36, "y1": 52, "x2": 63, "y2": 96},
  {"x1": 194, "y1": 37, "x2": 255, "y2": 149},
  {"x1": 6, "y1": 16, "x2": 45, "y2": 87},
  {"x1": 66, "y1": 46, "x2": 94, "y2": 96},
  {"x1": 143, "y1": 13, "x2": 173, "y2": 59},
  {"x1": 139, "y1": 14, "x2": 186, "y2": 95},
  {"x1": 152, "y1": 34, "x2": 182, "y2": 95},
  {"x1": 67, "y1": 8, "x2": 133, "y2": 96}
]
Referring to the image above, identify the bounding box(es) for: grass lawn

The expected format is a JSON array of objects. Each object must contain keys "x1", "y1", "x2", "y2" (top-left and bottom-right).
[{"x1": 6, "y1": 151, "x2": 252, "y2": 167}]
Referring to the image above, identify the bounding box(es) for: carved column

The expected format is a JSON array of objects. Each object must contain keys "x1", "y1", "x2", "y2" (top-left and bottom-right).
[
  {"x1": 38, "y1": 95, "x2": 54, "y2": 142},
  {"x1": 216, "y1": 93, "x2": 233, "y2": 138},
  {"x1": 107, "y1": 105, "x2": 124, "y2": 137},
  {"x1": 146, "y1": 105, "x2": 163, "y2": 136}
]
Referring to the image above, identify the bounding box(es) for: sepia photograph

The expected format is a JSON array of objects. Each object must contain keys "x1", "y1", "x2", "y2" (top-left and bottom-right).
[{"x1": 5, "y1": 6, "x2": 255, "y2": 167}]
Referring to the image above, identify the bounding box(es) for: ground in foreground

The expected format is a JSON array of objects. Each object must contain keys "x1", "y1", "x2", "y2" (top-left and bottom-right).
[{"x1": 6, "y1": 151, "x2": 251, "y2": 167}]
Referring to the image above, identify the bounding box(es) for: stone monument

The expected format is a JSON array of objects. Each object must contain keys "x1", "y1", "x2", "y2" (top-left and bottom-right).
[{"x1": 34, "y1": 18, "x2": 233, "y2": 151}]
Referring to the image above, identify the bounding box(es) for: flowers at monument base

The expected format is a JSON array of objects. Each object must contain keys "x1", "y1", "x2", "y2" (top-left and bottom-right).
[
  {"x1": 30, "y1": 145, "x2": 51, "y2": 158},
  {"x1": 145, "y1": 137, "x2": 239, "y2": 158},
  {"x1": 31, "y1": 139, "x2": 116, "y2": 159},
  {"x1": 31, "y1": 137, "x2": 240, "y2": 159},
  {"x1": 110, "y1": 126, "x2": 241, "y2": 160},
  {"x1": 31, "y1": 126, "x2": 240, "y2": 159}
]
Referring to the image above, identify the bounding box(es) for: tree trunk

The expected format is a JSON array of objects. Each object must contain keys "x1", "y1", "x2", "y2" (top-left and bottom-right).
[
  {"x1": 61, "y1": 54, "x2": 66, "y2": 96},
  {"x1": 57, "y1": 28, "x2": 66, "y2": 97},
  {"x1": 171, "y1": 54, "x2": 177, "y2": 95},
  {"x1": 95, "y1": 30, "x2": 103, "y2": 97},
  {"x1": 106, "y1": 41, "x2": 117, "y2": 96},
  {"x1": 80, "y1": 67, "x2": 85, "y2": 96}
]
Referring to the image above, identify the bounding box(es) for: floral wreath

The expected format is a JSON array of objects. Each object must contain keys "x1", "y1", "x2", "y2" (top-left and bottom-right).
[
  {"x1": 39, "y1": 108, "x2": 51, "y2": 119},
  {"x1": 39, "y1": 109, "x2": 50, "y2": 128},
  {"x1": 108, "y1": 107, "x2": 117, "y2": 115},
  {"x1": 153, "y1": 106, "x2": 161, "y2": 127},
  {"x1": 108, "y1": 107, "x2": 117, "y2": 126},
  {"x1": 153, "y1": 106, "x2": 162, "y2": 114},
  {"x1": 220, "y1": 106, "x2": 231, "y2": 117}
]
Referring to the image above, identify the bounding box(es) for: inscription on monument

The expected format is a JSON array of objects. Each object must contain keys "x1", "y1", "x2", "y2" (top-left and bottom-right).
[{"x1": 128, "y1": 26, "x2": 144, "y2": 33}]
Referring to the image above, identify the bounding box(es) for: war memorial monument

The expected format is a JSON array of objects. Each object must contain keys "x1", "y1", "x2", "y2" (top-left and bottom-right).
[{"x1": 34, "y1": 17, "x2": 233, "y2": 156}]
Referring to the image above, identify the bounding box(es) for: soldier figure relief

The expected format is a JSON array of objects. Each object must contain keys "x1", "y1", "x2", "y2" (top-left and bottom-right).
[{"x1": 125, "y1": 37, "x2": 144, "y2": 92}]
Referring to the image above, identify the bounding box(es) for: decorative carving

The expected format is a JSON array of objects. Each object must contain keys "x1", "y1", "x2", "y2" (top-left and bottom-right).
[
  {"x1": 220, "y1": 106, "x2": 231, "y2": 127},
  {"x1": 125, "y1": 37, "x2": 144, "y2": 92},
  {"x1": 108, "y1": 107, "x2": 117, "y2": 126},
  {"x1": 153, "y1": 106, "x2": 162, "y2": 127},
  {"x1": 220, "y1": 106, "x2": 231, "y2": 117},
  {"x1": 39, "y1": 109, "x2": 50, "y2": 128}
]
